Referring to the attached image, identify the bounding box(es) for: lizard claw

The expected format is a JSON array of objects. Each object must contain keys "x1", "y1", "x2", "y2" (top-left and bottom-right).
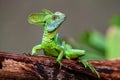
[
  {"x1": 23, "y1": 52, "x2": 32, "y2": 56},
  {"x1": 59, "y1": 62, "x2": 63, "y2": 69},
  {"x1": 56, "y1": 60, "x2": 63, "y2": 69}
]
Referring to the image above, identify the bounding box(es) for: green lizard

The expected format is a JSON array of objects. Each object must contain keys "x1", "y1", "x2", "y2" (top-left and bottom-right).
[{"x1": 28, "y1": 9, "x2": 100, "y2": 78}]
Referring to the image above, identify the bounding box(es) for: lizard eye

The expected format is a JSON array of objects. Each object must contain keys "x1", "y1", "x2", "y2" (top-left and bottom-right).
[{"x1": 52, "y1": 15, "x2": 58, "y2": 20}]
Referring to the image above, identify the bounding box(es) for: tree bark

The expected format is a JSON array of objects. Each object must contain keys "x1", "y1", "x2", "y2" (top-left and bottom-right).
[{"x1": 0, "y1": 52, "x2": 120, "y2": 80}]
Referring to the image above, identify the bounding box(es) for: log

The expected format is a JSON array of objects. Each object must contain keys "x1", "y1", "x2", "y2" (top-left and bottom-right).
[{"x1": 0, "y1": 52, "x2": 120, "y2": 80}]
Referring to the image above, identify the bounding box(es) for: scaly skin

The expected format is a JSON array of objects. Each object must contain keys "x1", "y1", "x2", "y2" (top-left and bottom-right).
[{"x1": 28, "y1": 9, "x2": 100, "y2": 78}]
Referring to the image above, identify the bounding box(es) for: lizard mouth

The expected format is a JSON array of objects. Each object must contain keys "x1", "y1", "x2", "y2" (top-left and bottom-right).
[{"x1": 47, "y1": 18, "x2": 65, "y2": 33}]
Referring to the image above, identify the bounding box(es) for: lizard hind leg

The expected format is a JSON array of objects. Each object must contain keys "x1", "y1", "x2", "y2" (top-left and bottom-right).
[{"x1": 78, "y1": 59, "x2": 100, "y2": 78}]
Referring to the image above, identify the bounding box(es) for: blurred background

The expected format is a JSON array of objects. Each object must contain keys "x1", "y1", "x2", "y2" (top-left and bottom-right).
[{"x1": 0, "y1": 0, "x2": 120, "y2": 59}]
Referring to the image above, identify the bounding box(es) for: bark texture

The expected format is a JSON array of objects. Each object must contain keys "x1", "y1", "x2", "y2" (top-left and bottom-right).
[{"x1": 0, "y1": 52, "x2": 120, "y2": 80}]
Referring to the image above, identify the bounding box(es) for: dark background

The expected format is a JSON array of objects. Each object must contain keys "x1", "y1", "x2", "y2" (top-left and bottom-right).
[{"x1": 0, "y1": 0, "x2": 120, "y2": 54}]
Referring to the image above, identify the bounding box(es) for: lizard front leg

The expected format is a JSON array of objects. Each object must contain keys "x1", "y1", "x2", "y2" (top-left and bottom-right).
[
  {"x1": 56, "y1": 50, "x2": 64, "y2": 68},
  {"x1": 55, "y1": 44, "x2": 64, "y2": 68},
  {"x1": 32, "y1": 44, "x2": 42, "y2": 55}
]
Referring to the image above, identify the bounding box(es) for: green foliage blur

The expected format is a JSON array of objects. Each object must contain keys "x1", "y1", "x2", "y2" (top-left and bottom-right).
[{"x1": 65, "y1": 15, "x2": 120, "y2": 60}]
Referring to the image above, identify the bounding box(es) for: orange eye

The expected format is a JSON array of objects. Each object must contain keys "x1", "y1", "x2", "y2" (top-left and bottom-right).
[{"x1": 52, "y1": 15, "x2": 57, "y2": 20}]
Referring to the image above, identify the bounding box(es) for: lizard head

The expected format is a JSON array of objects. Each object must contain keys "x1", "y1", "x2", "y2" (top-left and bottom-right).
[
  {"x1": 28, "y1": 9, "x2": 66, "y2": 30},
  {"x1": 47, "y1": 11, "x2": 66, "y2": 32}
]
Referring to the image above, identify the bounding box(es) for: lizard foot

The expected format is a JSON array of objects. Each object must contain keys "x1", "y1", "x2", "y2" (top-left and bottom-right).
[
  {"x1": 56, "y1": 60, "x2": 63, "y2": 69},
  {"x1": 23, "y1": 52, "x2": 32, "y2": 56},
  {"x1": 78, "y1": 59, "x2": 100, "y2": 78}
]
